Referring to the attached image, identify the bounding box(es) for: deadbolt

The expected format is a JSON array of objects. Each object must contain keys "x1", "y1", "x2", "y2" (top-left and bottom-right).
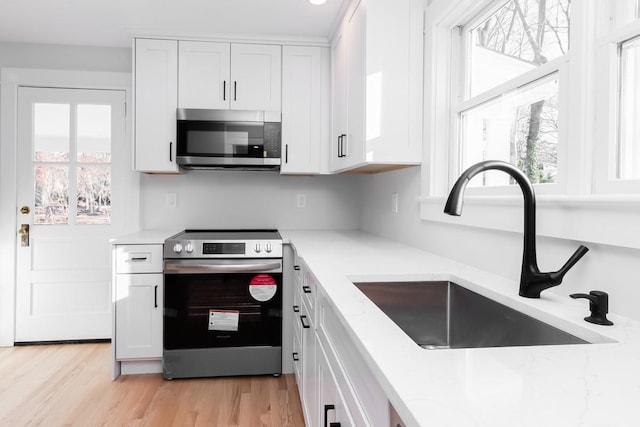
[{"x1": 20, "y1": 206, "x2": 30, "y2": 214}]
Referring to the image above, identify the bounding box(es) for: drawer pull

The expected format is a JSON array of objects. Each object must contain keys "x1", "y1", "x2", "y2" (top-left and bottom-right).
[
  {"x1": 128, "y1": 256, "x2": 148, "y2": 262},
  {"x1": 293, "y1": 305, "x2": 300, "y2": 313},
  {"x1": 293, "y1": 265, "x2": 300, "y2": 271},
  {"x1": 300, "y1": 315, "x2": 310, "y2": 329},
  {"x1": 292, "y1": 352, "x2": 299, "y2": 362},
  {"x1": 302, "y1": 286, "x2": 311, "y2": 294}
]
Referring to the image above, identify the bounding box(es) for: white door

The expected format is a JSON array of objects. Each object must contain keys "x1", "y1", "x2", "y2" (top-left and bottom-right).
[{"x1": 15, "y1": 86, "x2": 126, "y2": 342}]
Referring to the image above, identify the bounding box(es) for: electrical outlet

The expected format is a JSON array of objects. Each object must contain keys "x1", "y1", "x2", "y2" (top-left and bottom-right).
[
  {"x1": 391, "y1": 192, "x2": 399, "y2": 213},
  {"x1": 166, "y1": 192, "x2": 177, "y2": 208},
  {"x1": 296, "y1": 194, "x2": 306, "y2": 208}
]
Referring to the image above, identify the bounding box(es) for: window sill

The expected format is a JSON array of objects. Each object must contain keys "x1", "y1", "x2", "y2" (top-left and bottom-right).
[{"x1": 418, "y1": 195, "x2": 640, "y2": 250}]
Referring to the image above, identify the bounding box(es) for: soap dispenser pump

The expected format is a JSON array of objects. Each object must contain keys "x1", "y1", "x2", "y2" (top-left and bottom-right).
[{"x1": 569, "y1": 291, "x2": 613, "y2": 326}]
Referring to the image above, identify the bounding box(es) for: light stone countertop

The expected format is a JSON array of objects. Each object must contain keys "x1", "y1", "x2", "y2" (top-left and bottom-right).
[
  {"x1": 280, "y1": 230, "x2": 640, "y2": 427},
  {"x1": 109, "y1": 229, "x2": 180, "y2": 245}
]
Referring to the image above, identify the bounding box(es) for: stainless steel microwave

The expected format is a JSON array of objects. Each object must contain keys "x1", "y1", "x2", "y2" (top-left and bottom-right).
[{"x1": 176, "y1": 109, "x2": 281, "y2": 170}]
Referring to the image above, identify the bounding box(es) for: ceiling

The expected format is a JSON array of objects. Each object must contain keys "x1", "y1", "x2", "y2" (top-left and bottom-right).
[{"x1": 0, "y1": 0, "x2": 346, "y2": 48}]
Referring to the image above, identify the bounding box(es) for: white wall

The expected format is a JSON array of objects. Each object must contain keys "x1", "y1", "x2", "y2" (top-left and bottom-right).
[
  {"x1": 359, "y1": 167, "x2": 640, "y2": 322},
  {"x1": 0, "y1": 42, "x2": 131, "y2": 72},
  {"x1": 140, "y1": 171, "x2": 361, "y2": 230}
]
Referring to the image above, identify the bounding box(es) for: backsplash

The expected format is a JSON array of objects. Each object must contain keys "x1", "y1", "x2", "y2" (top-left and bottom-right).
[{"x1": 140, "y1": 171, "x2": 361, "y2": 231}]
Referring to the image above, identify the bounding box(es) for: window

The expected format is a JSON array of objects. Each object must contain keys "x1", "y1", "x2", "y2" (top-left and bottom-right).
[
  {"x1": 456, "y1": 0, "x2": 570, "y2": 189},
  {"x1": 33, "y1": 101, "x2": 112, "y2": 225},
  {"x1": 593, "y1": 1, "x2": 640, "y2": 193},
  {"x1": 617, "y1": 35, "x2": 640, "y2": 180}
]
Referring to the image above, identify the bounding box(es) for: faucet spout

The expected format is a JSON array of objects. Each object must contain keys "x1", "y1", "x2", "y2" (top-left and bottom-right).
[{"x1": 444, "y1": 160, "x2": 589, "y2": 298}]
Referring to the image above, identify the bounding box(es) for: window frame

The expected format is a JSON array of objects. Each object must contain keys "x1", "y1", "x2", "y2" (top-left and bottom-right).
[
  {"x1": 420, "y1": 0, "x2": 640, "y2": 250},
  {"x1": 594, "y1": 18, "x2": 640, "y2": 194},
  {"x1": 450, "y1": 0, "x2": 571, "y2": 196}
]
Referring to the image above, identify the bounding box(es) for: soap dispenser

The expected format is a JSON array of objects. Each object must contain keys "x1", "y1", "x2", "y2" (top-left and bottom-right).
[{"x1": 569, "y1": 290, "x2": 613, "y2": 326}]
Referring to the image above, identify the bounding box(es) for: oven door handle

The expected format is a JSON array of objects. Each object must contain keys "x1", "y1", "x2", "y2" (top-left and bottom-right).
[{"x1": 164, "y1": 262, "x2": 282, "y2": 274}]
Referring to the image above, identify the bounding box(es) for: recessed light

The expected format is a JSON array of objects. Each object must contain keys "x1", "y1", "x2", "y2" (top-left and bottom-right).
[{"x1": 309, "y1": 0, "x2": 327, "y2": 5}]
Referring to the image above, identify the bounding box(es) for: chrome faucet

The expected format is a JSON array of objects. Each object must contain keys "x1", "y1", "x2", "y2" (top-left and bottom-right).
[{"x1": 443, "y1": 160, "x2": 589, "y2": 298}]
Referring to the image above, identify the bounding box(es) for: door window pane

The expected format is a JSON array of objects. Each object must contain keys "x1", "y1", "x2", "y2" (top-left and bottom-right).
[
  {"x1": 617, "y1": 36, "x2": 640, "y2": 179},
  {"x1": 461, "y1": 74, "x2": 559, "y2": 186},
  {"x1": 34, "y1": 103, "x2": 70, "y2": 162},
  {"x1": 76, "y1": 166, "x2": 111, "y2": 225},
  {"x1": 469, "y1": 0, "x2": 570, "y2": 97},
  {"x1": 34, "y1": 166, "x2": 69, "y2": 224},
  {"x1": 77, "y1": 104, "x2": 112, "y2": 163}
]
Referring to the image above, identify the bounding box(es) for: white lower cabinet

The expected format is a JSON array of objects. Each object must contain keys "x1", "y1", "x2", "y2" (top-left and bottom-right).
[
  {"x1": 290, "y1": 255, "x2": 386, "y2": 427},
  {"x1": 112, "y1": 243, "x2": 164, "y2": 377},
  {"x1": 115, "y1": 273, "x2": 163, "y2": 359}
]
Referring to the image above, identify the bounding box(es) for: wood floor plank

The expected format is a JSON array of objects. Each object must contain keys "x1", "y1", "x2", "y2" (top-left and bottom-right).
[{"x1": 0, "y1": 343, "x2": 305, "y2": 427}]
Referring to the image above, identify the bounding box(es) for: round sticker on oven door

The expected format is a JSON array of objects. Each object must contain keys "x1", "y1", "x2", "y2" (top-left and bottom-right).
[{"x1": 249, "y1": 274, "x2": 278, "y2": 302}]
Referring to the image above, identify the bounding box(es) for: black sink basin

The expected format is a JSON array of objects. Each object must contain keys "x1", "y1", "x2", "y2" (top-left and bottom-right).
[{"x1": 354, "y1": 281, "x2": 589, "y2": 349}]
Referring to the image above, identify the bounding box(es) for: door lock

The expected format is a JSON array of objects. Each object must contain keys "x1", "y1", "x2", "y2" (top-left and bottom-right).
[{"x1": 19, "y1": 224, "x2": 29, "y2": 247}]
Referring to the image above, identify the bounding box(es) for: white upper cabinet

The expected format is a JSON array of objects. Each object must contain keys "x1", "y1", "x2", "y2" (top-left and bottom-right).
[
  {"x1": 134, "y1": 38, "x2": 179, "y2": 173},
  {"x1": 281, "y1": 46, "x2": 330, "y2": 175},
  {"x1": 178, "y1": 41, "x2": 231, "y2": 110},
  {"x1": 178, "y1": 41, "x2": 281, "y2": 112},
  {"x1": 330, "y1": 0, "x2": 423, "y2": 173},
  {"x1": 230, "y1": 44, "x2": 282, "y2": 111}
]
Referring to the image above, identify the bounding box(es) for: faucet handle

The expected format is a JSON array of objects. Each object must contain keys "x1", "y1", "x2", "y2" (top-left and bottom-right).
[{"x1": 569, "y1": 290, "x2": 613, "y2": 326}]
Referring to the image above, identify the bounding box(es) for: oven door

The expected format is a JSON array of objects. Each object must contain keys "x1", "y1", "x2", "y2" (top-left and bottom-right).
[{"x1": 163, "y1": 258, "x2": 282, "y2": 350}]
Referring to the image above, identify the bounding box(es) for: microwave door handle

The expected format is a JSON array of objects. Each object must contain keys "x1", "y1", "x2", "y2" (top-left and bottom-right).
[{"x1": 164, "y1": 262, "x2": 281, "y2": 274}]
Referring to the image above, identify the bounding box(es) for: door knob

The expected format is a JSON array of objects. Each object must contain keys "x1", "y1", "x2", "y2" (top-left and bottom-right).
[
  {"x1": 19, "y1": 224, "x2": 29, "y2": 247},
  {"x1": 20, "y1": 206, "x2": 30, "y2": 214}
]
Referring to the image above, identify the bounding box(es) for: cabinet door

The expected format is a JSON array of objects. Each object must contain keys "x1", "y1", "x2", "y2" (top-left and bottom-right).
[
  {"x1": 281, "y1": 46, "x2": 322, "y2": 174},
  {"x1": 134, "y1": 38, "x2": 179, "y2": 173},
  {"x1": 230, "y1": 44, "x2": 282, "y2": 111},
  {"x1": 345, "y1": 0, "x2": 366, "y2": 169},
  {"x1": 318, "y1": 344, "x2": 356, "y2": 427},
  {"x1": 115, "y1": 274, "x2": 163, "y2": 360},
  {"x1": 300, "y1": 302, "x2": 318, "y2": 427},
  {"x1": 178, "y1": 41, "x2": 231, "y2": 109},
  {"x1": 331, "y1": 28, "x2": 349, "y2": 172}
]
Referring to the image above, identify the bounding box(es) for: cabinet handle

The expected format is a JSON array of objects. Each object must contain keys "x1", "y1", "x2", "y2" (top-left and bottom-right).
[
  {"x1": 292, "y1": 352, "x2": 299, "y2": 362},
  {"x1": 234, "y1": 81, "x2": 237, "y2": 101},
  {"x1": 340, "y1": 134, "x2": 347, "y2": 157},
  {"x1": 330, "y1": 423, "x2": 341, "y2": 427},
  {"x1": 302, "y1": 285, "x2": 311, "y2": 294},
  {"x1": 293, "y1": 265, "x2": 300, "y2": 271},
  {"x1": 169, "y1": 142, "x2": 173, "y2": 162},
  {"x1": 293, "y1": 305, "x2": 300, "y2": 313},
  {"x1": 154, "y1": 285, "x2": 158, "y2": 308},
  {"x1": 300, "y1": 315, "x2": 310, "y2": 329},
  {"x1": 285, "y1": 144, "x2": 289, "y2": 163},
  {"x1": 337, "y1": 135, "x2": 343, "y2": 158},
  {"x1": 324, "y1": 404, "x2": 336, "y2": 427},
  {"x1": 223, "y1": 80, "x2": 226, "y2": 101}
]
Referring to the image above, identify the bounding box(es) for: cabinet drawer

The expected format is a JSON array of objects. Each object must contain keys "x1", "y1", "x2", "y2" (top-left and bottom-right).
[{"x1": 115, "y1": 245, "x2": 163, "y2": 273}]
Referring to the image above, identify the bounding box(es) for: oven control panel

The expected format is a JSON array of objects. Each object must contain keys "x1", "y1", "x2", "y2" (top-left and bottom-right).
[{"x1": 165, "y1": 239, "x2": 283, "y2": 259}]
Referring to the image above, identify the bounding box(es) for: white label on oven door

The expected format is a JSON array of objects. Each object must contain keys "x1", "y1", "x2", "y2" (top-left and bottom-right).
[
  {"x1": 208, "y1": 310, "x2": 239, "y2": 331},
  {"x1": 249, "y1": 274, "x2": 277, "y2": 302}
]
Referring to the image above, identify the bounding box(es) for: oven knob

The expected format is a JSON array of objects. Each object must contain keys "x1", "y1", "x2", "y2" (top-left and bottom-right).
[
  {"x1": 184, "y1": 243, "x2": 194, "y2": 253},
  {"x1": 266, "y1": 243, "x2": 272, "y2": 253},
  {"x1": 173, "y1": 243, "x2": 183, "y2": 254},
  {"x1": 255, "y1": 243, "x2": 262, "y2": 253}
]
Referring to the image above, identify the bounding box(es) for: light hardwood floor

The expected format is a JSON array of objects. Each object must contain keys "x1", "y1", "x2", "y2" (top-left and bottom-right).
[{"x1": 0, "y1": 343, "x2": 305, "y2": 426}]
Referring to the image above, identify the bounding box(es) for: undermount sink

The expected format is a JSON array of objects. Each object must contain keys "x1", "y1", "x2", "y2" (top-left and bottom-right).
[{"x1": 354, "y1": 281, "x2": 589, "y2": 349}]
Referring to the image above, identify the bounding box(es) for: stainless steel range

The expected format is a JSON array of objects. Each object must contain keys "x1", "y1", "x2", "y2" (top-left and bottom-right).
[{"x1": 163, "y1": 229, "x2": 283, "y2": 379}]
